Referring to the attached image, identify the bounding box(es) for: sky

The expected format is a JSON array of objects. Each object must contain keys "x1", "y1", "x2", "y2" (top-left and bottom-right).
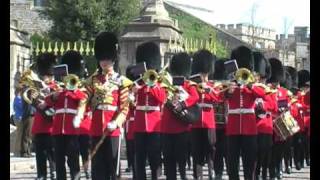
[{"x1": 165, "y1": 0, "x2": 310, "y2": 35}]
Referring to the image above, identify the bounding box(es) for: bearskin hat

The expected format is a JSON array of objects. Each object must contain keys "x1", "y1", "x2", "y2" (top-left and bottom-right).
[
  {"x1": 298, "y1": 70, "x2": 310, "y2": 88},
  {"x1": 60, "y1": 50, "x2": 85, "y2": 78},
  {"x1": 280, "y1": 70, "x2": 293, "y2": 89},
  {"x1": 135, "y1": 41, "x2": 161, "y2": 71},
  {"x1": 169, "y1": 52, "x2": 192, "y2": 78},
  {"x1": 94, "y1": 32, "x2": 119, "y2": 62},
  {"x1": 126, "y1": 64, "x2": 140, "y2": 81},
  {"x1": 210, "y1": 58, "x2": 227, "y2": 80},
  {"x1": 36, "y1": 52, "x2": 57, "y2": 76},
  {"x1": 191, "y1": 49, "x2": 215, "y2": 75},
  {"x1": 267, "y1": 58, "x2": 284, "y2": 84},
  {"x1": 253, "y1": 51, "x2": 272, "y2": 79},
  {"x1": 230, "y1": 45, "x2": 254, "y2": 71},
  {"x1": 284, "y1": 66, "x2": 298, "y2": 89}
]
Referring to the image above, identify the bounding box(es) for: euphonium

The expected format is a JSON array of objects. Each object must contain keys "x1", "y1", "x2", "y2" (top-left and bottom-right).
[{"x1": 63, "y1": 74, "x2": 80, "y2": 90}]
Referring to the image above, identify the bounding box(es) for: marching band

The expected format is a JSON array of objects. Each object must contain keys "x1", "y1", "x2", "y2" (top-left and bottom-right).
[{"x1": 18, "y1": 31, "x2": 310, "y2": 180}]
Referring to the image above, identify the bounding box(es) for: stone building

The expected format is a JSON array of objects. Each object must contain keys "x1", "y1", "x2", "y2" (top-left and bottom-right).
[
  {"x1": 119, "y1": 0, "x2": 183, "y2": 73},
  {"x1": 216, "y1": 23, "x2": 276, "y2": 50},
  {"x1": 10, "y1": 0, "x2": 52, "y2": 35},
  {"x1": 270, "y1": 26, "x2": 310, "y2": 71},
  {"x1": 10, "y1": 22, "x2": 32, "y2": 115}
]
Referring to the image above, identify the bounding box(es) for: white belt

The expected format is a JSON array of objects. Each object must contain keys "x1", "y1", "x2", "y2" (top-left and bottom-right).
[
  {"x1": 129, "y1": 117, "x2": 134, "y2": 121},
  {"x1": 84, "y1": 112, "x2": 92, "y2": 117},
  {"x1": 198, "y1": 103, "x2": 214, "y2": 108},
  {"x1": 228, "y1": 108, "x2": 255, "y2": 114},
  {"x1": 96, "y1": 104, "x2": 118, "y2": 111},
  {"x1": 55, "y1": 108, "x2": 78, "y2": 115},
  {"x1": 136, "y1": 106, "x2": 160, "y2": 111}
]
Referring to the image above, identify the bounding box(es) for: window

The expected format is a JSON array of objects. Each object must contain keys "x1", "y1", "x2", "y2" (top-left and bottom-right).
[{"x1": 34, "y1": 0, "x2": 48, "y2": 7}]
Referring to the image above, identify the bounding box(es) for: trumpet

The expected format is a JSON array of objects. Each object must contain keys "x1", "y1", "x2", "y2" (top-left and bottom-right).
[{"x1": 63, "y1": 74, "x2": 80, "y2": 90}]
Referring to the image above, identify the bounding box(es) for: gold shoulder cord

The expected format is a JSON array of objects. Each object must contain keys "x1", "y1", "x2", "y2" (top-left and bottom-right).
[{"x1": 113, "y1": 76, "x2": 133, "y2": 127}]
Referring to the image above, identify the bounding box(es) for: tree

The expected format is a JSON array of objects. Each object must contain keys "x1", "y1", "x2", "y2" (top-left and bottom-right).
[{"x1": 39, "y1": 0, "x2": 140, "y2": 41}]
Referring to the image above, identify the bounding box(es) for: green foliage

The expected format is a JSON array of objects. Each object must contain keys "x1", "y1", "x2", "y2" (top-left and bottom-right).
[
  {"x1": 165, "y1": 4, "x2": 229, "y2": 58},
  {"x1": 39, "y1": 0, "x2": 140, "y2": 41},
  {"x1": 30, "y1": 33, "x2": 51, "y2": 45}
]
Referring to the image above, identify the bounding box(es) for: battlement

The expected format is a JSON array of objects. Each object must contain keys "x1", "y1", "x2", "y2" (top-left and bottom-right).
[{"x1": 216, "y1": 23, "x2": 276, "y2": 33}]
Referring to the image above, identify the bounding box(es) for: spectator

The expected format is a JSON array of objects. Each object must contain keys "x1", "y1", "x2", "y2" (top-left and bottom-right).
[{"x1": 13, "y1": 87, "x2": 23, "y2": 157}]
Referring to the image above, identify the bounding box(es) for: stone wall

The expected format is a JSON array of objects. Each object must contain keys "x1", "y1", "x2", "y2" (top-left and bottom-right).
[{"x1": 10, "y1": 0, "x2": 52, "y2": 35}]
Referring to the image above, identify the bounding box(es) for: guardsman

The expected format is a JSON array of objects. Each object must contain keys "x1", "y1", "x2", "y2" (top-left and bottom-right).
[
  {"x1": 267, "y1": 58, "x2": 290, "y2": 180},
  {"x1": 210, "y1": 58, "x2": 228, "y2": 180},
  {"x1": 190, "y1": 49, "x2": 220, "y2": 180},
  {"x1": 22, "y1": 53, "x2": 58, "y2": 180},
  {"x1": 133, "y1": 42, "x2": 167, "y2": 180},
  {"x1": 253, "y1": 51, "x2": 277, "y2": 180},
  {"x1": 226, "y1": 46, "x2": 266, "y2": 180},
  {"x1": 44, "y1": 50, "x2": 89, "y2": 180},
  {"x1": 124, "y1": 65, "x2": 139, "y2": 179},
  {"x1": 59, "y1": 50, "x2": 91, "y2": 179},
  {"x1": 80, "y1": 32, "x2": 131, "y2": 180},
  {"x1": 161, "y1": 52, "x2": 199, "y2": 180},
  {"x1": 297, "y1": 70, "x2": 310, "y2": 167}
]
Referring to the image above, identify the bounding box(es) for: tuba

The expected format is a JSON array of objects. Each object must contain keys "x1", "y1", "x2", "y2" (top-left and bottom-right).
[{"x1": 20, "y1": 69, "x2": 56, "y2": 119}]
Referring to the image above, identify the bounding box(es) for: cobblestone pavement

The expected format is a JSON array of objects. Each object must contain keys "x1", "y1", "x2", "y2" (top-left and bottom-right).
[{"x1": 10, "y1": 155, "x2": 310, "y2": 180}]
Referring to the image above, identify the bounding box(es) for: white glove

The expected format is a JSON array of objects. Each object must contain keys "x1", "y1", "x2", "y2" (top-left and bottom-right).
[
  {"x1": 73, "y1": 115, "x2": 82, "y2": 128},
  {"x1": 107, "y1": 121, "x2": 118, "y2": 131}
]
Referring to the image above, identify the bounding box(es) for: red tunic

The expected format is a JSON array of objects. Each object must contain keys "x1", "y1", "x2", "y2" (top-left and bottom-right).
[
  {"x1": 226, "y1": 84, "x2": 265, "y2": 135},
  {"x1": 272, "y1": 86, "x2": 290, "y2": 142},
  {"x1": 289, "y1": 100, "x2": 304, "y2": 132},
  {"x1": 133, "y1": 82, "x2": 166, "y2": 133},
  {"x1": 125, "y1": 106, "x2": 135, "y2": 140},
  {"x1": 256, "y1": 93, "x2": 277, "y2": 134},
  {"x1": 79, "y1": 106, "x2": 92, "y2": 135},
  {"x1": 192, "y1": 82, "x2": 221, "y2": 129},
  {"x1": 87, "y1": 73, "x2": 129, "y2": 137},
  {"x1": 45, "y1": 89, "x2": 86, "y2": 135},
  {"x1": 161, "y1": 81, "x2": 199, "y2": 134},
  {"x1": 31, "y1": 81, "x2": 59, "y2": 135}
]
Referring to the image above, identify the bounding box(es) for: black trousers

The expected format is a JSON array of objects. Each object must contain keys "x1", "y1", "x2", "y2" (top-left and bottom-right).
[
  {"x1": 162, "y1": 132, "x2": 189, "y2": 180},
  {"x1": 125, "y1": 138, "x2": 135, "y2": 179},
  {"x1": 293, "y1": 132, "x2": 306, "y2": 169},
  {"x1": 53, "y1": 135, "x2": 80, "y2": 180},
  {"x1": 214, "y1": 128, "x2": 227, "y2": 177},
  {"x1": 269, "y1": 140, "x2": 285, "y2": 179},
  {"x1": 34, "y1": 133, "x2": 55, "y2": 179},
  {"x1": 79, "y1": 135, "x2": 90, "y2": 171},
  {"x1": 91, "y1": 136, "x2": 120, "y2": 180},
  {"x1": 304, "y1": 131, "x2": 310, "y2": 164},
  {"x1": 227, "y1": 135, "x2": 257, "y2": 180},
  {"x1": 191, "y1": 128, "x2": 216, "y2": 179},
  {"x1": 255, "y1": 134, "x2": 273, "y2": 179},
  {"x1": 134, "y1": 132, "x2": 161, "y2": 180},
  {"x1": 283, "y1": 137, "x2": 293, "y2": 169}
]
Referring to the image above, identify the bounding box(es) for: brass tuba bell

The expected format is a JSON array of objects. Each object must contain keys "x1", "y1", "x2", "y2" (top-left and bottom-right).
[
  {"x1": 142, "y1": 69, "x2": 158, "y2": 87},
  {"x1": 235, "y1": 68, "x2": 255, "y2": 85},
  {"x1": 63, "y1": 74, "x2": 80, "y2": 90}
]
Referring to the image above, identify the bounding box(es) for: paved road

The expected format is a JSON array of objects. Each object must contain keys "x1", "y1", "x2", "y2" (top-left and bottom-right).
[{"x1": 10, "y1": 155, "x2": 310, "y2": 180}]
